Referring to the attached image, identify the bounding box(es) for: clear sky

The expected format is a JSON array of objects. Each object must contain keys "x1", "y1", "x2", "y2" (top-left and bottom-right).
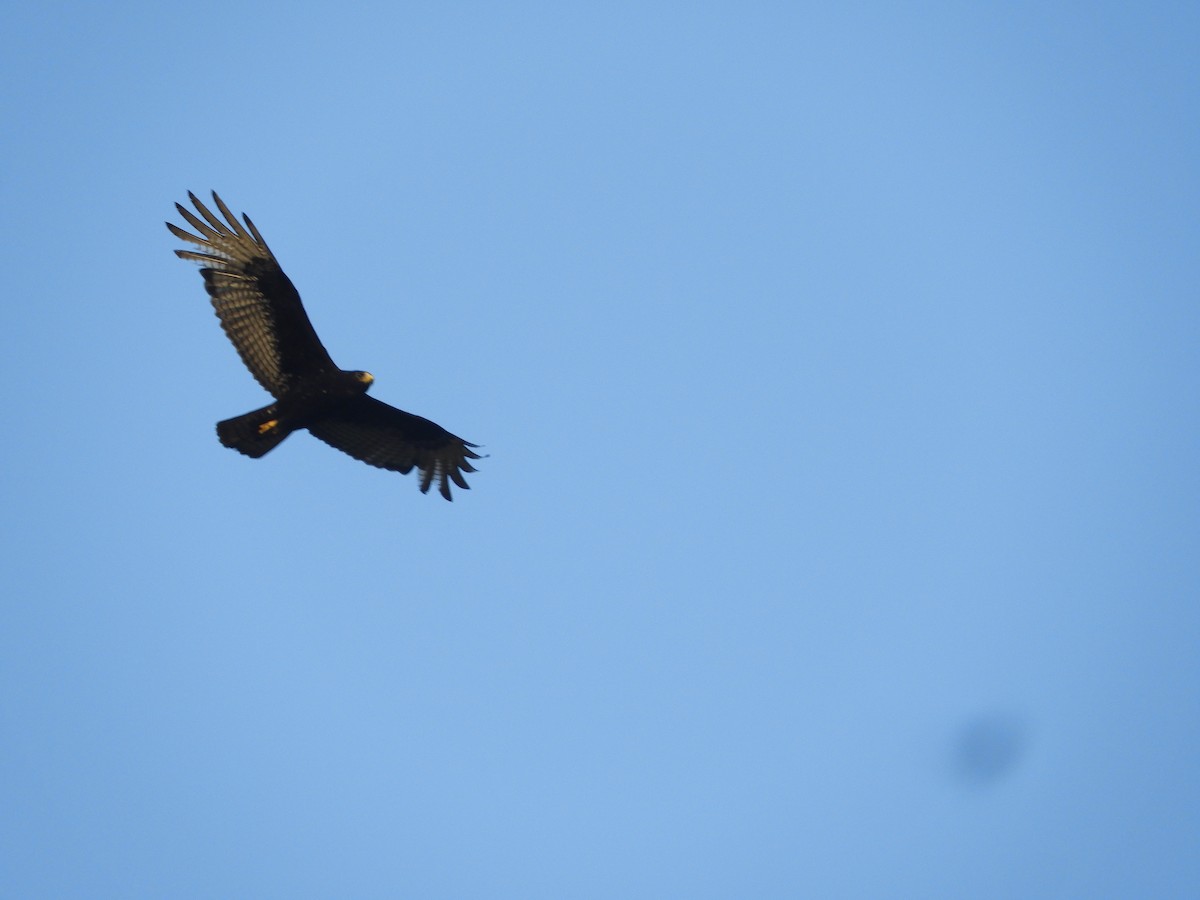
[{"x1": 2, "y1": 3, "x2": 1197, "y2": 897}]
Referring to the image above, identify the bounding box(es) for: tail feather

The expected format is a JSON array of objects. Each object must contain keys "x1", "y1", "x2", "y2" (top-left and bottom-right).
[{"x1": 217, "y1": 405, "x2": 291, "y2": 458}]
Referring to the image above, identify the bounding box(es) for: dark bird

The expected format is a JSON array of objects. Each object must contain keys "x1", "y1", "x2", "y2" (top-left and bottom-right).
[{"x1": 167, "y1": 191, "x2": 480, "y2": 500}]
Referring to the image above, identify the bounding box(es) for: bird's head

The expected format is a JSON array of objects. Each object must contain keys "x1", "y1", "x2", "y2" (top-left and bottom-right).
[{"x1": 354, "y1": 371, "x2": 375, "y2": 390}]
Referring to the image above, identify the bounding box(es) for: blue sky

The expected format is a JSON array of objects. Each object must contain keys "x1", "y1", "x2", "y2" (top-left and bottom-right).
[{"x1": 2, "y1": 2, "x2": 1197, "y2": 897}]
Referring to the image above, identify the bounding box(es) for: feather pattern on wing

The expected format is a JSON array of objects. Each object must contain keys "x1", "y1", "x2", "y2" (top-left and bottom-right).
[{"x1": 167, "y1": 191, "x2": 336, "y2": 396}]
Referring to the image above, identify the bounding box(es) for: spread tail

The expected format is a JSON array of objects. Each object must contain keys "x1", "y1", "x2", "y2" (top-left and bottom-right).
[{"x1": 216, "y1": 405, "x2": 291, "y2": 458}]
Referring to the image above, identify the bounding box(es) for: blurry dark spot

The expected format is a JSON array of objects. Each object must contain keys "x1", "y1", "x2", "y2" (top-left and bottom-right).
[{"x1": 951, "y1": 713, "x2": 1027, "y2": 785}]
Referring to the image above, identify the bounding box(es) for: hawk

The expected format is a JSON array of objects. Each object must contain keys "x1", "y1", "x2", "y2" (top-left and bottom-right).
[{"x1": 167, "y1": 192, "x2": 480, "y2": 500}]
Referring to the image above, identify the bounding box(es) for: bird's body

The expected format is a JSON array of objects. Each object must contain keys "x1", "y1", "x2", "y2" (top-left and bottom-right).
[
  {"x1": 167, "y1": 192, "x2": 480, "y2": 500},
  {"x1": 214, "y1": 369, "x2": 374, "y2": 459}
]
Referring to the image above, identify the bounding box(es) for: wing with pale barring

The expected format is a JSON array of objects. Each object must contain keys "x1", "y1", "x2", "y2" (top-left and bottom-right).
[{"x1": 167, "y1": 191, "x2": 336, "y2": 396}]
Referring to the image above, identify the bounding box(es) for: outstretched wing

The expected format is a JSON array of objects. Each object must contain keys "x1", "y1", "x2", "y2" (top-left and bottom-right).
[
  {"x1": 307, "y1": 395, "x2": 481, "y2": 501},
  {"x1": 167, "y1": 191, "x2": 336, "y2": 396}
]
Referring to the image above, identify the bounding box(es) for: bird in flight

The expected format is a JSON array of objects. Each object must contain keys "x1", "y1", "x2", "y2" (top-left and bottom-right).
[{"x1": 167, "y1": 191, "x2": 480, "y2": 500}]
